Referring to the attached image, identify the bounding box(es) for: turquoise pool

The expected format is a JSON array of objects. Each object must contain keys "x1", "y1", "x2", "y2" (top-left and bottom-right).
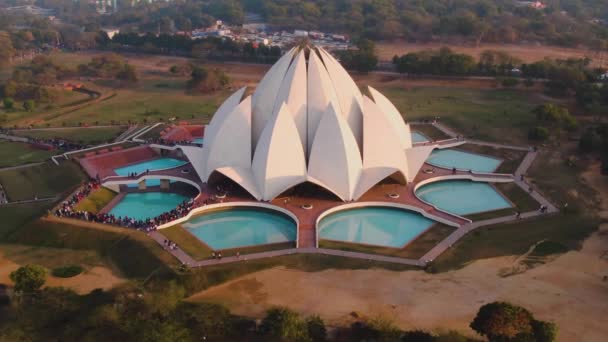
[
  {"x1": 318, "y1": 207, "x2": 435, "y2": 248},
  {"x1": 426, "y1": 149, "x2": 501, "y2": 173},
  {"x1": 183, "y1": 208, "x2": 296, "y2": 250},
  {"x1": 412, "y1": 131, "x2": 430, "y2": 143},
  {"x1": 109, "y1": 192, "x2": 189, "y2": 221},
  {"x1": 114, "y1": 158, "x2": 187, "y2": 187},
  {"x1": 416, "y1": 180, "x2": 511, "y2": 216},
  {"x1": 192, "y1": 137, "x2": 204, "y2": 144}
]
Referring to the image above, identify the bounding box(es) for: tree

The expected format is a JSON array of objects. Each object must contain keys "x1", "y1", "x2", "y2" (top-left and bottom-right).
[
  {"x1": 0, "y1": 31, "x2": 15, "y2": 66},
  {"x1": 260, "y1": 307, "x2": 310, "y2": 342},
  {"x1": 117, "y1": 64, "x2": 138, "y2": 83},
  {"x1": 306, "y1": 315, "x2": 326, "y2": 341},
  {"x1": 23, "y1": 99, "x2": 36, "y2": 112},
  {"x1": 531, "y1": 320, "x2": 558, "y2": 342},
  {"x1": 3, "y1": 97, "x2": 14, "y2": 110},
  {"x1": 9, "y1": 264, "x2": 47, "y2": 293},
  {"x1": 470, "y1": 302, "x2": 534, "y2": 340},
  {"x1": 401, "y1": 330, "x2": 436, "y2": 341}
]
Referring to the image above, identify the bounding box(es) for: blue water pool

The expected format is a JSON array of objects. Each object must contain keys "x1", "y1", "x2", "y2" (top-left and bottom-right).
[
  {"x1": 183, "y1": 208, "x2": 296, "y2": 250},
  {"x1": 426, "y1": 149, "x2": 501, "y2": 173},
  {"x1": 192, "y1": 137, "x2": 204, "y2": 144},
  {"x1": 109, "y1": 192, "x2": 189, "y2": 221},
  {"x1": 114, "y1": 158, "x2": 187, "y2": 187},
  {"x1": 318, "y1": 207, "x2": 435, "y2": 248},
  {"x1": 416, "y1": 180, "x2": 511, "y2": 216},
  {"x1": 412, "y1": 131, "x2": 430, "y2": 143}
]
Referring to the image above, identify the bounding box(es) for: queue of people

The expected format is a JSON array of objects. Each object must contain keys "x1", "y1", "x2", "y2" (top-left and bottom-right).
[{"x1": 53, "y1": 180, "x2": 196, "y2": 232}]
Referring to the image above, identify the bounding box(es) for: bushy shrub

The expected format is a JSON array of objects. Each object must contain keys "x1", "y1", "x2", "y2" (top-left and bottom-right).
[
  {"x1": 51, "y1": 265, "x2": 84, "y2": 278},
  {"x1": 528, "y1": 126, "x2": 549, "y2": 140}
]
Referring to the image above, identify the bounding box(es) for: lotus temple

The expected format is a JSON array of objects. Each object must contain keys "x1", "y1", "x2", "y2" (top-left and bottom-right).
[{"x1": 58, "y1": 45, "x2": 556, "y2": 266}]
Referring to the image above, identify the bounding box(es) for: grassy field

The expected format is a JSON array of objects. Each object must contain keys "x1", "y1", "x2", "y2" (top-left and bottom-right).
[
  {"x1": 0, "y1": 243, "x2": 103, "y2": 270},
  {"x1": 160, "y1": 225, "x2": 295, "y2": 260},
  {"x1": 5, "y1": 218, "x2": 177, "y2": 279},
  {"x1": 0, "y1": 161, "x2": 86, "y2": 201},
  {"x1": 431, "y1": 214, "x2": 597, "y2": 272},
  {"x1": 74, "y1": 188, "x2": 117, "y2": 213},
  {"x1": 12, "y1": 126, "x2": 127, "y2": 144},
  {"x1": 0, "y1": 201, "x2": 55, "y2": 239},
  {"x1": 0, "y1": 141, "x2": 59, "y2": 167},
  {"x1": 4, "y1": 80, "x2": 228, "y2": 128},
  {"x1": 319, "y1": 224, "x2": 455, "y2": 259},
  {"x1": 180, "y1": 253, "x2": 417, "y2": 295},
  {"x1": 380, "y1": 87, "x2": 542, "y2": 145}
]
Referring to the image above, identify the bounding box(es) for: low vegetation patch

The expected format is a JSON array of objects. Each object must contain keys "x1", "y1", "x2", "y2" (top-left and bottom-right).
[
  {"x1": 0, "y1": 141, "x2": 58, "y2": 168},
  {"x1": 13, "y1": 126, "x2": 126, "y2": 144},
  {"x1": 51, "y1": 265, "x2": 84, "y2": 278},
  {"x1": 0, "y1": 161, "x2": 86, "y2": 202},
  {"x1": 74, "y1": 188, "x2": 117, "y2": 213},
  {"x1": 431, "y1": 214, "x2": 597, "y2": 272},
  {"x1": 319, "y1": 224, "x2": 455, "y2": 260}
]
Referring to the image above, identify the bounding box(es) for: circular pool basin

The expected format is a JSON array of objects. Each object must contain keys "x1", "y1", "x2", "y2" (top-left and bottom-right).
[
  {"x1": 415, "y1": 180, "x2": 511, "y2": 216},
  {"x1": 183, "y1": 208, "x2": 296, "y2": 250},
  {"x1": 318, "y1": 207, "x2": 435, "y2": 248}
]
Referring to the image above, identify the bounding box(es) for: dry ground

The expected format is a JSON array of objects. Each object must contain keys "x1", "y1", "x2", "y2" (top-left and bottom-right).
[
  {"x1": 376, "y1": 41, "x2": 604, "y2": 66},
  {"x1": 189, "y1": 163, "x2": 608, "y2": 341},
  {"x1": 0, "y1": 253, "x2": 126, "y2": 295}
]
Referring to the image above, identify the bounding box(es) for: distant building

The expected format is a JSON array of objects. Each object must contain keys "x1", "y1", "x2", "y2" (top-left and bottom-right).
[
  {"x1": 102, "y1": 28, "x2": 120, "y2": 39},
  {"x1": 294, "y1": 30, "x2": 308, "y2": 37},
  {"x1": 515, "y1": 1, "x2": 546, "y2": 9}
]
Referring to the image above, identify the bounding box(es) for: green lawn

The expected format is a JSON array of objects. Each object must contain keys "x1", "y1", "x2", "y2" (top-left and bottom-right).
[
  {"x1": 13, "y1": 126, "x2": 127, "y2": 144},
  {"x1": 6, "y1": 218, "x2": 177, "y2": 279},
  {"x1": 0, "y1": 141, "x2": 59, "y2": 167},
  {"x1": 5, "y1": 81, "x2": 229, "y2": 127},
  {"x1": 0, "y1": 201, "x2": 55, "y2": 239},
  {"x1": 319, "y1": 224, "x2": 455, "y2": 259},
  {"x1": 431, "y1": 214, "x2": 597, "y2": 272},
  {"x1": 0, "y1": 243, "x2": 103, "y2": 270},
  {"x1": 0, "y1": 161, "x2": 86, "y2": 202},
  {"x1": 74, "y1": 188, "x2": 117, "y2": 213},
  {"x1": 181, "y1": 253, "x2": 417, "y2": 296},
  {"x1": 380, "y1": 87, "x2": 543, "y2": 145},
  {"x1": 160, "y1": 224, "x2": 295, "y2": 261}
]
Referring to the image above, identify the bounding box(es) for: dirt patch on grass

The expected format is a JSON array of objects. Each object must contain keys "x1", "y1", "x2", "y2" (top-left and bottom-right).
[
  {"x1": 376, "y1": 41, "x2": 598, "y2": 65},
  {"x1": 0, "y1": 253, "x2": 126, "y2": 295},
  {"x1": 190, "y1": 226, "x2": 608, "y2": 341}
]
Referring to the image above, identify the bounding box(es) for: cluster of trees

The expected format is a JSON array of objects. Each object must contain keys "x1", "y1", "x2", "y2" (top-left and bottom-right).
[
  {"x1": 5, "y1": 0, "x2": 608, "y2": 50},
  {"x1": 579, "y1": 124, "x2": 608, "y2": 174},
  {"x1": 471, "y1": 302, "x2": 557, "y2": 342},
  {"x1": 0, "y1": 53, "x2": 137, "y2": 112},
  {"x1": 2, "y1": 264, "x2": 558, "y2": 341},
  {"x1": 185, "y1": 65, "x2": 230, "y2": 93},
  {"x1": 337, "y1": 39, "x2": 379, "y2": 72},
  {"x1": 77, "y1": 53, "x2": 138, "y2": 82},
  {"x1": 529, "y1": 103, "x2": 578, "y2": 140},
  {"x1": 107, "y1": 33, "x2": 282, "y2": 64},
  {"x1": 393, "y1": 47, "x2": 477, "y2": 75}
]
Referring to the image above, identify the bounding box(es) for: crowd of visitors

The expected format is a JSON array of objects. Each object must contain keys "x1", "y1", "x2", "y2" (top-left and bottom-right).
[
  {"x1": 27, "y1": 136, "x2": 85, "y2": 151},
  {"x1": 144, "y1": 137, "x2": 203, "y2": 147},
  {"x1": 53, "y1": 180, "x2": 196, "y2": 232}
]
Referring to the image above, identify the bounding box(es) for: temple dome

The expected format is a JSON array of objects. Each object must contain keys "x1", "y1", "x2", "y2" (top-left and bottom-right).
[{"x1": 195, "y1": 46, "x2": 431, "y2": 201}]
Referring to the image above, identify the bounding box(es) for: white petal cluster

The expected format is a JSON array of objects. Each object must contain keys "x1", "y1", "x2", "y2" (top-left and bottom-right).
[{"x1": 197, "y1": 46, "x2": 433, "y2": 201}]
